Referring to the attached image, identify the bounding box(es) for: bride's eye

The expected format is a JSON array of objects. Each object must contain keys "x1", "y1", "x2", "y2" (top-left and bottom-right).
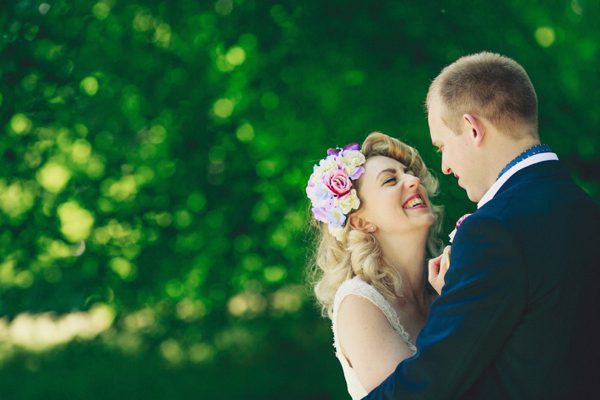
[{"x1": 384, "y1": 177, "x2": 396, "y2": 185}]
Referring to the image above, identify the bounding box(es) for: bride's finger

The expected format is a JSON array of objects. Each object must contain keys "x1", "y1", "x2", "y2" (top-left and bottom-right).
[
  {"x1": 428, "y1": 255, "x2": 442, "y2": 282},
  {"x1": 428, "y1": 255, "x2": 445, "y2": 294},
  {"x1": 436, "y1": 247, "x2": 452, "y2": 288},
  {"x1": 440, "y1": 246, "x2": 452, "y2": 271}
]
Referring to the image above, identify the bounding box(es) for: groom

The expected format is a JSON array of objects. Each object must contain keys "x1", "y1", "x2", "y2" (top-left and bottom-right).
[{"x1": 364, "y1": 52, "x2": 600, "y2": 399}]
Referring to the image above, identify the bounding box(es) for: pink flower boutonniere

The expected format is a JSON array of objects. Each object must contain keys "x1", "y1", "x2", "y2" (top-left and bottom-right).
[{"x1": 448, "y1": 213, "x2": 472, "y2": 243}]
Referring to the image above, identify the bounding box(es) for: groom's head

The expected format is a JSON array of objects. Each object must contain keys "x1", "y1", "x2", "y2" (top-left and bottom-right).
[
  {"x1": 426, "y1": 52, "x2": 539, "y2": 138},
  {"x1": 426, "y1": 52, "x2": 540, "y2": 202}
]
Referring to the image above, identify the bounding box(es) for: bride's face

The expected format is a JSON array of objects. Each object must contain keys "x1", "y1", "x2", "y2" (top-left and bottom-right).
[{"x1": 352, "y1": 155, "x2": 434, "y2": 235}]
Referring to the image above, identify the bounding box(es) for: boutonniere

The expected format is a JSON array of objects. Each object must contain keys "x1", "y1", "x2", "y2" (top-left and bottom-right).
[{"x1": 448, "y1": 213, "x2": 472, "y2": 243}]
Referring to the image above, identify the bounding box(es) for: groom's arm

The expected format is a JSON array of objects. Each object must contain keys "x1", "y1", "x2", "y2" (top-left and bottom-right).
[{"x1": 363, "y1": 214, "x2": 527, "y2": 400}]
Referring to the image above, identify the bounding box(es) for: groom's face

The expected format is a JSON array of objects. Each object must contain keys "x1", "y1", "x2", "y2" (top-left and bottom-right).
[{"x1": 428, "y1": 96, "x2": 482, "y2": 202}]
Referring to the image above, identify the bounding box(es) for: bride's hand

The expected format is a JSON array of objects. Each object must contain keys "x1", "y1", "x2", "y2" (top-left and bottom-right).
[{"x1": 428, "y1": 245, "x2": 451, "y2": 294}]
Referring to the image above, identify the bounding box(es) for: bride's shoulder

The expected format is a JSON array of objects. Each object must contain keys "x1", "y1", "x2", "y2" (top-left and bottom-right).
[
  {"x1": 334, "y1": 277, "x2": 387, "y2": 314},
  {"x1": 334, "y1": 280, "x2": 403, "y2": 355},
  {"x1": 336, "y1": 291, "x2": 387, "y2": 329},
  {"x1": 335, "y1": 276, "x2": 377, "y2": 302},
  {"x1": 335, "y1": 278, "x2": 388, "y2": 326}
]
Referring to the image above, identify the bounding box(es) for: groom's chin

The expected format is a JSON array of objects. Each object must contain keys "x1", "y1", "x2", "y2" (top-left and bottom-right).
[{"x1": 466, "y1": 190, "x2": 482, "y2": 203}]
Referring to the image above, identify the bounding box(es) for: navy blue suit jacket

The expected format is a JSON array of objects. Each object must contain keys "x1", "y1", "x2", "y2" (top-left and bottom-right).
[{"x1": 364, "y1": 160, "x2": 600, "y2": 399}]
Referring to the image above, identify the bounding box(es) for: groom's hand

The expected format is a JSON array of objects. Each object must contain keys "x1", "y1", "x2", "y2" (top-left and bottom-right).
[{"x1": 428, "y1": 245, "x2": 451, "y2": 294}]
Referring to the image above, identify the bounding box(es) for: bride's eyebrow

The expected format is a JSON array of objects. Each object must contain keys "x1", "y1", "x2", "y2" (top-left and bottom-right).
[{"x1": 376, "y1": 168, "x2": 396, "y2": 180}]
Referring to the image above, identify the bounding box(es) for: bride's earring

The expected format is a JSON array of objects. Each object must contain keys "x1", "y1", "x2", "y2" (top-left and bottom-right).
[{"x1": 370, "y1": 226, "x2": 376, "y2": 232}]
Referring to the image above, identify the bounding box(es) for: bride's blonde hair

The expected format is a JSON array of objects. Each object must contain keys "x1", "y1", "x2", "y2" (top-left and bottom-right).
[{"x1": 307, "y1": 132, "x2": 444, "y2": 318}]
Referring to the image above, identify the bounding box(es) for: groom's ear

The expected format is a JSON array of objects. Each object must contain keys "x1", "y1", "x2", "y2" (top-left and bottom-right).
[
  {"x1": 348, "y1": 213, "x2": 371, "y2": 233},
  {"x1": 463, "y1": 113, "x2": 485, "y2": 147}
]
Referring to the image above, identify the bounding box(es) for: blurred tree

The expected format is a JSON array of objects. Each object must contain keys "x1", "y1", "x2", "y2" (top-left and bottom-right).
[{"x1": 0, "y1": 0, "x2": 598, "y2": 399}]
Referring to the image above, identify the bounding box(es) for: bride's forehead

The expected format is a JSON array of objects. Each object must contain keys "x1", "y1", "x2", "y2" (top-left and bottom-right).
[{"x1": 364, "y1": 155, "x2": 405, "y2": 171}]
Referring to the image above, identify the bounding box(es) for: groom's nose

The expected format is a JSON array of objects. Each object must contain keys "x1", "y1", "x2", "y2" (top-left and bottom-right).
[{"x1": 441, "y1": 161, "x2": 452, "y2": 175}]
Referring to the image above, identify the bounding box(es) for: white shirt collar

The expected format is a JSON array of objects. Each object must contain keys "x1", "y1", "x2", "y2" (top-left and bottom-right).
[{"x1": 477, "y1": 152, "x2": 558, "y2": 208}]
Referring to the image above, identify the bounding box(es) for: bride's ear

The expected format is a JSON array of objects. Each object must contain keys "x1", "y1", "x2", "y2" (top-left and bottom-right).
[{"x1": 348, "y1": 213, "x2": 373, "y2": 233}]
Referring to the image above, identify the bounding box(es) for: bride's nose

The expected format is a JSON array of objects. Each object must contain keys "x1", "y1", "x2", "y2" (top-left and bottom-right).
[{"x1": 402, "y1": 175, "x2": 420, "y2": 189}]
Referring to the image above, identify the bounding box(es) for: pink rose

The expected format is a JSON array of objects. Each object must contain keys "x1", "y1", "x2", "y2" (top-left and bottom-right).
[
  {"x1": 448, "y1": 213, "x2": 473, "y2": 243},
  {"x1": 323, "y1": 168, "x2": 352, "y2": 197},
  {"x1": 455, "y1": 213, "x2": 472, "y2": 230}
]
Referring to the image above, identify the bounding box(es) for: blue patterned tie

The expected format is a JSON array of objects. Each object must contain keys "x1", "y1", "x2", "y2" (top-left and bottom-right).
[{"x1": 497, "y1": 144, "x2": 552, "y2": 180}]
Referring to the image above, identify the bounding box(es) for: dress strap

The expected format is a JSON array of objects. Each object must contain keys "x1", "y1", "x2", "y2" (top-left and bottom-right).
[{"x1": 332, "y1": 277, "x2": 417, "y2": 355}]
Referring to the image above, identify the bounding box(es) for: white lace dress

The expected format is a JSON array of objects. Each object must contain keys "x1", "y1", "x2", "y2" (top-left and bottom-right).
[{"x1": 332, "y1": 277, "x2": 417, "y2": 400}]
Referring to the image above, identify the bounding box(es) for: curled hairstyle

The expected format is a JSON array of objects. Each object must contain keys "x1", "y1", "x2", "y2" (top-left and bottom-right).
[
  {"x1": 307, "y1": 132, "x2": 444, "y2": 318},
  {"x1": 426, "y1": 52, "x2": 538, "y2": 139}
]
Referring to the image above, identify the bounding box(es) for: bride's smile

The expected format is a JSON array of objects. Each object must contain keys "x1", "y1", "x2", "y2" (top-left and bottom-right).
[
  {"x1": 402, "y1": 194, "x2": 426, "y2": 210},
  {"x1": 351, "y1": 155, "x2": 435, "y2": 236}
]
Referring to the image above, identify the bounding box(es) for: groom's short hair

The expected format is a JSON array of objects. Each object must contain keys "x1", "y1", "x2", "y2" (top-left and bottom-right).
[{"x1": 426, "y1": 52, "x2": 538, "y2": 139}]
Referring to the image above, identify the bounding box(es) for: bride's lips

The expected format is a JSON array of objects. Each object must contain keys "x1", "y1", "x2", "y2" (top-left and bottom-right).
[{"x1": 402, "y1": 194, "x2": 427, "y2": 209}]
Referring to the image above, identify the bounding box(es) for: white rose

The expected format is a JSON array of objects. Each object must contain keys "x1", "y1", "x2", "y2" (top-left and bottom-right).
[
  {"x1": 328, "y1": 224, "x2": 345, "y2": 242},
  {"x1": 340, "y1": 150, "x2": 365, "y2": 174},
  {"x1": 337, "y1": 189, "x2": 360, "y2": 214},
  {"x1": 318, "y1": 155, "x2": 339, "y2": 174}
]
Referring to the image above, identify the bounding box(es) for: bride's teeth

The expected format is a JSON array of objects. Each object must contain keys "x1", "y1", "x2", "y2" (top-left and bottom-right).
[{"x1": 404, "y1": 197, "x2": 423, "y2": 209}]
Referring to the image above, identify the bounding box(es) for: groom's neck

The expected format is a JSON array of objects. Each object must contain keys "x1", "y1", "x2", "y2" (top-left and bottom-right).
[{"x1": 481, "y1": 130, "x2": 541, "y2": 185}]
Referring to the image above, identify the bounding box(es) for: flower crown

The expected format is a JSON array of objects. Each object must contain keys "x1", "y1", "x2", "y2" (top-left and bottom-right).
[{"x1": 306, "y1": 143, "x2": 366, "y2": 241}]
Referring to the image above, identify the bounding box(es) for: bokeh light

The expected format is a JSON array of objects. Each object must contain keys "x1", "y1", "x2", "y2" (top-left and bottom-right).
[{"x1": 535, "y1": 26, "x2": 556, "y2": 47}]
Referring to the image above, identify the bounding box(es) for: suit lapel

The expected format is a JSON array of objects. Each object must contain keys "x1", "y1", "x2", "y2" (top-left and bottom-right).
[{"x1": 492, "y1": 160, "x2": 566, "y2": 199}]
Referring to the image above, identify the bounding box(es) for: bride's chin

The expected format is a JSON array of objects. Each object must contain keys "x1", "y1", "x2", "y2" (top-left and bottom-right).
[{"x1": 422, "y1": 214, "x2": 436, "y2": 229}]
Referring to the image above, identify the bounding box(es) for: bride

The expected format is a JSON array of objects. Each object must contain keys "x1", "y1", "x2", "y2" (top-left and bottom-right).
[{"x1": 306, "y1": 132, "x2": 449, "y2": 399}]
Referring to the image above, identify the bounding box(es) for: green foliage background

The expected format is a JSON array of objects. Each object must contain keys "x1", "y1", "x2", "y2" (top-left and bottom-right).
[{"x1": 0, "y1": 1, "x2": 598, "y2": 399}]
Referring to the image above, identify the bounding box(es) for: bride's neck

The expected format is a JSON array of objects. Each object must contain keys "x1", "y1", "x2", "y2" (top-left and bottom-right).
[{"x1": 378, "y1": 231, "x2": 429, "y2": 309}]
